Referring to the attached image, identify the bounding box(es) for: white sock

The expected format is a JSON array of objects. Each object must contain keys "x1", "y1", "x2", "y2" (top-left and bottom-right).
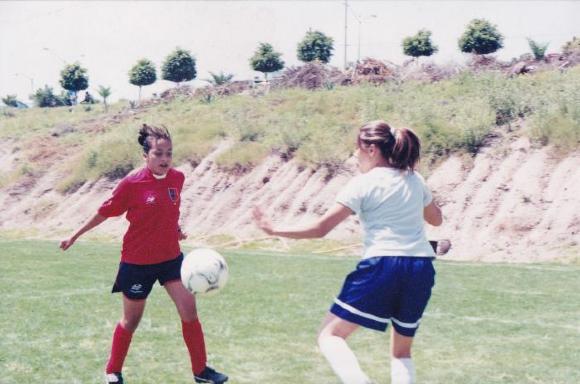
[
  {"x1": 391, "y1": 358, "x2": 416, "y2": 384},
  {"x1": 318, "y1": 335, "x2": 372, "y2": 384}
]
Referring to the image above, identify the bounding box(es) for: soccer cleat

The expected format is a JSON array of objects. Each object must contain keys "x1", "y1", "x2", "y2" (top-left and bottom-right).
[
  {"x1": 105, "y1": 372, "x2": 124, "y2": 384},
  {"x1": 194, "y1": 366, "x2": 228, "y2": 383}
]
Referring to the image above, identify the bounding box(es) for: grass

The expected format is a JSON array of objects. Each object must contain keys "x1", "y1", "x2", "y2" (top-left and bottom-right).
[
  {"x1": 1, "y1": 239, "x2": 579, "y2": 383},
  {"x1": 1, "y1": 67, "x2": 579, "y2": 189}
]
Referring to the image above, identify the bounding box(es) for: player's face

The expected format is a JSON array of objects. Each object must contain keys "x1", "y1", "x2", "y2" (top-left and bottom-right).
[
  {"x1": 355, "y1": 146, "x2": 374, "y2": 173},
  {"x1": 144, "y1": 138, "x2": 173, "y2": 176}
]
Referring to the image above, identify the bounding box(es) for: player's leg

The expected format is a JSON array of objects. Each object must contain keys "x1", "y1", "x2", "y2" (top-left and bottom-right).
[
  {"x1": 389, "y1": 257, "x2": 435, "y2": 384},
  {"x1": 390, "y1": 330, "x2": 416, "y2": 384},
  {"x1": 162, "y1": 256, "x2": 228, "y2": 384},
  {"x1": 320, "y1": 257, "x2": 397, "y2": 384},
  {"x1": 318, "y1": 313, "x2": 373, "y2": 384},
  {"x1": 105, "y1": 296, "x2": 147, "y2": 383},
  {"x1": 106, "y1": 262, "x2": 153, "y2": 383}
]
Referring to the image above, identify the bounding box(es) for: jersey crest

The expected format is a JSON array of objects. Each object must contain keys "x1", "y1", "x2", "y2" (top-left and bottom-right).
[{"x1": 168, "y1": 188, "x2": 178, "y2": 203}]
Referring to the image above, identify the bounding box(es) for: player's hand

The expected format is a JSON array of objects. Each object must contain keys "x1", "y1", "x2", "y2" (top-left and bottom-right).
[
  {"x1": 178, "y1": 230, "x2": 188, "y2": 240},
  {"x1": 252, "y1": 206, "x2": 274, "y2": 235},
  {"x1": 60, "y1": 237, "x2": 76, "y2": 251}
]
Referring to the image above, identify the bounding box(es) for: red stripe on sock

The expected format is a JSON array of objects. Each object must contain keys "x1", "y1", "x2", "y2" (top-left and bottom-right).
[
  {"x1": 182, "y1": 319, "x2": 207, "y2": 375},
  {"x1": 106, "y1": 323, "x2": 134, "y2": 374}
]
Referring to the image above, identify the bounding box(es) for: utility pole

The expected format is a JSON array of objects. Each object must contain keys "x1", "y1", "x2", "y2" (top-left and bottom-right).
[{"x1": 344, "y1": 0, "x2": 348, "y2": 70}]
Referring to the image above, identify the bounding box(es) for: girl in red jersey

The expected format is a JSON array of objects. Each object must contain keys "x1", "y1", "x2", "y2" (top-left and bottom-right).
[{"x1": 60, "y1": 124, "x2": 228, "y2": 384}]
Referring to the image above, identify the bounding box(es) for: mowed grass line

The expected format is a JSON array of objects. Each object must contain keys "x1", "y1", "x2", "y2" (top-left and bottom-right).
[{"x1": 0, "y1": 240, "x2": 579, "y2": 384}]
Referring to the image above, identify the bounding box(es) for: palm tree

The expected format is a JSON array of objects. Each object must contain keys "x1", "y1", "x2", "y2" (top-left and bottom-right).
[
  {"x1": 97, "y1": 85, "x2": 111, "y2": 112},
  {"x1": 204, "y1": 71, "x2": 234, "y2": 86}
]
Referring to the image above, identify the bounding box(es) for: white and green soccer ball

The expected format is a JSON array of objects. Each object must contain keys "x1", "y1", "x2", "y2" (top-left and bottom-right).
[{"x1": 181, "y1": 248, "x2": 229, "y2": 294}]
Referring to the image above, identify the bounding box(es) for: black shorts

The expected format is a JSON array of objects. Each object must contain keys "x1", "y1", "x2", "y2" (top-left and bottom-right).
[{"x1": 112, "y1": 253, "x2": 184, "y2": 300}]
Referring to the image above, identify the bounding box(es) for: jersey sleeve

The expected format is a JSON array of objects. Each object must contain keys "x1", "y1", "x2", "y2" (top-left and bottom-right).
[
  {"x1": 97, "y1": 178, "x2": 131, "y2": 217},
  {"x1": 336, "y1": 176, "x2": 365, "y2": 215},
  {"x1": 178, "y1": 170, "x2": 185, "y2": 192},
  {"x1": 417, "y1": 172, "x2": 433, "y2": 207}
]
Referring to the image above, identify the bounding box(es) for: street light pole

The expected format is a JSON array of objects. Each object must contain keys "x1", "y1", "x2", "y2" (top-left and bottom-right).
[
  {"x1": 350, "y1": 11, "x2": 377, "y2": 63},
  {"x1": 344, "y1": 0, "x2": 348, "y2": 70}
]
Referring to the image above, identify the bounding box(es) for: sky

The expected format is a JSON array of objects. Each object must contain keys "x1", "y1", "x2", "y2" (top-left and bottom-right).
[{"x1": 1, "y1": 1, "x2": 579, "y2": 103}]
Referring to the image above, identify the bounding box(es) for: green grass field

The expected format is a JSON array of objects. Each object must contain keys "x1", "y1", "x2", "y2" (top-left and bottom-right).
[{"x1": 1, "y1": 239, "x2": 579, "y2": 383}]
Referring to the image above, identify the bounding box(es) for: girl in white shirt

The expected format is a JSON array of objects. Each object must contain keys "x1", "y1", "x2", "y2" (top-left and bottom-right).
[{"x1": 253, "y1": 120, "x2": 442, "y2": 384}]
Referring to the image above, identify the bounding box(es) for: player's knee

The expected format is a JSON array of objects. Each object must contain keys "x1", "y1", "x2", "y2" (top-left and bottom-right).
[
  {"x1": 120, "y1": 315, "x2": 142, "y2": 332},
  {"x1": 179, "y1": 310, "x2": 198, "y2": 323}
]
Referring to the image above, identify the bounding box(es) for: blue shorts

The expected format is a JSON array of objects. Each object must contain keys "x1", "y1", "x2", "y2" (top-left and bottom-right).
[
  {"x1": 330, "y1": 256, "x2": 435, "y2": 337},
  {"x1": 112, "y1": 253, "x2": 183, "y2": 300}
]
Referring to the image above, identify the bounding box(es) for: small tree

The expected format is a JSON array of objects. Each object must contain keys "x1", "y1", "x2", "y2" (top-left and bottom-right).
[
  {"x1": 129, "y1": 59, "x2": 156, "y2": 101},
  {"x1": 98, "y1": 85, "x2": 112, "y2": 112},
  {"x1": 297, "y1": 30, "x2": 334, "y2": 63},
  {"x1": 2, "y1": 95, "x2": 18, "y2": 107},
  {"x1": 402, "y1": 29, "x2": 438, "y2": 62},
  {"x1": 250, "y1": 43, "x2": 285, "y2": 81},
  {"x1": 527, "y1": 38, "x2": 549, "y2": 61},
  {"x1": 204, "y1": 71, "x2": 234, "y2": 86},
  {"x1": 59, "y1": 62, "x2": 89, "y2": 105},
  {"x1": 162, "y1": 48, "x2": 196, "y2": 86},
  {"x1": 458, "y1": 19, "x2": 504, "y2": 55}
]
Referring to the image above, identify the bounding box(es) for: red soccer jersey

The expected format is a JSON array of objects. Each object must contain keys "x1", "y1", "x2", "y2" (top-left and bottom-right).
[{"x1": 98, "y1": 167, "x2": 185, "y2": 265}]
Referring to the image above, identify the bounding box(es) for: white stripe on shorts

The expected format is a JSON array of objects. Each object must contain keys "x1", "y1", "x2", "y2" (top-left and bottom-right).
[
  {"x1": 391, "y1": 317, "x2": 421, "y2": 329},
  {"x1": 333, "y1": 298, "x2": 390, "y2": 324}
]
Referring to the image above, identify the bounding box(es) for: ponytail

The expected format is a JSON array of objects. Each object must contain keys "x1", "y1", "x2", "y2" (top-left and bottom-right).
[
  {"x1": 358, "y1": 120, "x2": 421, "y2": 171},
  {"x1": 390, "y1": 128, "x2": 421, "y2": 171}
]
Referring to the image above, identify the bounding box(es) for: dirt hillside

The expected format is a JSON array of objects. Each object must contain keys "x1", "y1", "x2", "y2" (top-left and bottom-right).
[{"x1": 0, "y1": 133, "x2": 578, "y2": 262}]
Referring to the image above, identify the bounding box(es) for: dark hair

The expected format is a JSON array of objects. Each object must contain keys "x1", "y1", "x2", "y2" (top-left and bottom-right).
[
  {"x1": 357, "y1": 120, "x2": 421, "y2": 171},
  {"x1": 138, "y1": 124, "x2": 171, "y2": 154}
]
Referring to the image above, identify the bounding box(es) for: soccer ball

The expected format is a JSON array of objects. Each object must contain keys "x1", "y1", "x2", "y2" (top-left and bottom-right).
[{"x1": 181, "y1": 248, "x2": 229, "y2": 294}]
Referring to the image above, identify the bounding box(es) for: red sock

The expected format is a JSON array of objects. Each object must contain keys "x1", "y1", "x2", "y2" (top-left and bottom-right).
[
  {"x1": 182, "y1": 319, "x2": 207, "y2": 375},
  {"x1": 106, "y1": 323, "x2": 134, "y2": 374}
]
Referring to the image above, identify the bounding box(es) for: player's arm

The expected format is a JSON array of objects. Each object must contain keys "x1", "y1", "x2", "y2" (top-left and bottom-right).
[
  {"x1": 60, "y1": 213, "x2": 108, "y2": 251},
  {"x1": 253, "y1": 203, "x2": 352, "y2": 239},
  {"x1": 424, "y1": 200, "x2": 442, "y2": 226}
]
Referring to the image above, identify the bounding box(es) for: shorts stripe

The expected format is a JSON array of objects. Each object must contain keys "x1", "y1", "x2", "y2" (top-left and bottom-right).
[
  {"x1": 391, "y1": 316, "x2": 421, "y2": 329},
  {"x1": 333, "y1": 298, "x2": 390, "y2": 324}
]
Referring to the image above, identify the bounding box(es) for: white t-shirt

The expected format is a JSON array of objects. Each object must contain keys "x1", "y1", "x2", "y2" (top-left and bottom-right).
[{"x1": 336, "y1": 167, "x2": 435, "y2": 259}]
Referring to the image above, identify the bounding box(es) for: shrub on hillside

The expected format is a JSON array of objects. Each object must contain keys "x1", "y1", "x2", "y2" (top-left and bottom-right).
[
  {"x1": 2, "y1": 95, "x2": 18, "y2": 107},
  {"x1": 129, "y1": 59, "x2": 157, "y2": 101},
  {"x1": 459, "y1": 19, "x2": 504, "y2": 56},
  {"x1": 60, "y1": 62, "x2": 89, "y2": 105},
  {"x1": 527, "y1": 38, "x2": 549, "y2": 61},
  {"x1": 162, "y1": 48, "x2": 196, "y2": 85},
  {"x1": 297, "y1": 30, "x2": 334, "y2": 63},
  {"x1": 250, "y1": 43, "x2": 285, "y2": 81},
  {"x1": 32, "y1": 86, "x2": 71, "y2": 108},
  {"x1": 402, "y1": 30, "x2": 438, "y2": 61}
]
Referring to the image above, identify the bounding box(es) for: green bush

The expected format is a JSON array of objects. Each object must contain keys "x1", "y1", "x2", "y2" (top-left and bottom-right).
[
  {"x1": 459, "y1": 19, "x2": 504, "y2": 55},
  {"x1": 129, "y1": 59, "x2": 156, "y2": 100},
  {"x1": 250, "y1": 43, "x2": 284, "y2": 81},
  {"x1": 297, "y1": 30, "x2": 334, "y2": 63},
  {"x1": 60, "y1": 62, "x2": 89, "y2": 104},
  {"x1": 162, "y1": 48, "x2": 196, "y2": 85},
  {"x1": 402, "y1": 30, "x2": 438, "y2": 60}
]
